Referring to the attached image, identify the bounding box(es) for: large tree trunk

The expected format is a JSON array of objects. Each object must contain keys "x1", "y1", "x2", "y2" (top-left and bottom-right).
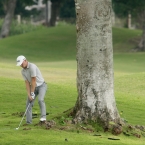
[
  {"x1": 73, "y1": 0, "x2": 120, "y2": 128},
  {"x1": 0, "y1": 0, "x2": 17, "y2": 38}
]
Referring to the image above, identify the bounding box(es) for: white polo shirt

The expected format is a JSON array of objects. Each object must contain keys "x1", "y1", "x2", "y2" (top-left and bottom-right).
[{"x1": 21, "y1": 62, "x2": 44, "y2": 87}]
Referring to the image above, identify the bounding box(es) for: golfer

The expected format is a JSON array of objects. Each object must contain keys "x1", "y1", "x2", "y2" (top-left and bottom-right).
[{"x1": 16, "y1": 55, "x2": 47, "y2": 124}]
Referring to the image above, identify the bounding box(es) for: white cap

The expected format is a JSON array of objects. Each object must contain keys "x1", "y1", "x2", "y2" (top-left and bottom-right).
[{"x1": 16, "y1": 55, "x2": 26, "y2": 66}]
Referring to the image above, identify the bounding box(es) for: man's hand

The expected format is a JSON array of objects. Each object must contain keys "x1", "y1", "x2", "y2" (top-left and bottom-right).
[
  {"x1": 29, "y1": 92, "x2": 35, "y2": 101},
  {"x1": 31, "y1": 92, "x2": 35, "y2": 99}
]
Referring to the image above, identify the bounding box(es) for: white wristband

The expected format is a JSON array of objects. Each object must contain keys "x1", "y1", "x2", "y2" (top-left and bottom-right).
[{"x1": 31, "y1": 92, "x2": 35, "y2": 96}]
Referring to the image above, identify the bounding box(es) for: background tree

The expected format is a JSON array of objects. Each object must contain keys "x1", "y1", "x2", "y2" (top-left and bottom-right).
[
  {"x1": 0, "y1": 0, "x2": 34, "y2": 39},
  {"x1": 49, "y1": 0, "x2": 64, "y2": 26},
  {"x1": 112, "y1": 0, "x2": 144, "y2": 17},
  {"x1": 112, "y1": 0, "x2": 145, "y2": 51},
  {"x1": 0, "y1": 0, "x2": 17, "y2": 38},
  {"x1": 72, "y1": 0, "x2": 120, "y2": 129},
  {"x1": 60, "y1": 0, "x2": 75, "y2": 19},
  {"x1": 0, "y1": 2, "x2": 5, "y2": 17},
  {"x1": 15, "y1": 0, "x2": 35, "y2": 17}
]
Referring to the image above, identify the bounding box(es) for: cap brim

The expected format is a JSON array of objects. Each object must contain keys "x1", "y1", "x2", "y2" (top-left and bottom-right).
[{"x1": 16, "y1": 61, "x2": 23, "y2": 66}]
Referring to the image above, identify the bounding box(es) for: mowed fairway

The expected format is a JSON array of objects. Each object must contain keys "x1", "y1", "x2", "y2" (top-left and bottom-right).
[{"x1": 0, "y1": 24, "x2": 145, "y2": 144}]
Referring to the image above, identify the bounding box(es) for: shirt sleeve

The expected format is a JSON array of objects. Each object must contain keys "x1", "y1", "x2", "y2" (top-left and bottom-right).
[{"x1": 30, "y1": 64, "x2": 37, "y2": 77}]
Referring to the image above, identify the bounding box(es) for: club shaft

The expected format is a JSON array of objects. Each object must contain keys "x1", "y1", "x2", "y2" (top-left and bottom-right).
[{"x1": 17, "y1": 103, "x2": 31, "y2": 128}]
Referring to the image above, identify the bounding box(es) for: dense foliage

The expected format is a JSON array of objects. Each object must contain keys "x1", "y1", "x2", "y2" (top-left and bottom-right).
[
  {"x1": 60, "y1": 0, "x2": 75, "y2": 18},
  {"x1": 15, "y1": 0, "x2": 35, "y2": 17},
  {"x1": 0, "y1": 0, "x2": 75, "y2": 19},
  {"x1": 0, "y1": 0, "x2": 145, "y2": 20},
  {"x1": 112, "y1": 0, "x2": 145, "y2": 17},
  {"x1": 0, "y1": 0, "x2": 34, "y2": 17}
]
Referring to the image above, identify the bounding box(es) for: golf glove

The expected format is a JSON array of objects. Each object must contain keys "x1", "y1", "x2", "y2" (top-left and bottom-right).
[{"x1": 31, "y1": 92, "x2": 35, "y2": 99}]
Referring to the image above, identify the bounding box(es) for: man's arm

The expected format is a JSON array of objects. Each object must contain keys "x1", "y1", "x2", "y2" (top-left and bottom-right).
[
  {"x1": 25, "y1": 80, "x2": 32, "y2": 101},
  {"x1": 31, "y1": 77, "x2": 36, "y2": 93}
]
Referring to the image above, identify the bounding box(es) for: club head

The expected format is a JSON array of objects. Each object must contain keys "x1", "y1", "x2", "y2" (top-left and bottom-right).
[{"x1": 15, "y1": 127, "x2": 19, "y2": 130}]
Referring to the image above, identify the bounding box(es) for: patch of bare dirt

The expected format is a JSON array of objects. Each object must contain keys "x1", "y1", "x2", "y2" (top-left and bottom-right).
[{"x1": 34, "y1": 120, "x2": 56, "y2": 130}]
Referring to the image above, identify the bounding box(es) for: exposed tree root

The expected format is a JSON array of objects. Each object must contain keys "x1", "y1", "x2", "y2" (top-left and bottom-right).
[{"x1": 34, "y1": 120, "x2": 56, "y2": 130}]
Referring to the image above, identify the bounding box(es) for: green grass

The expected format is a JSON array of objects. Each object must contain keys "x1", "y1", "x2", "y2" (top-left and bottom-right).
[
  {"x1": 0, "y1": 23, "x2": 145, "y2": 144},
  {"x1": 0, "y1": 24, "x2": 76, "y2": 62},
  {"x1": 0, "y1": 19, "x2": 44, "y2": 36},
  {"x1": 113, "y1": 27, "x2": 141, "y2": 52}
]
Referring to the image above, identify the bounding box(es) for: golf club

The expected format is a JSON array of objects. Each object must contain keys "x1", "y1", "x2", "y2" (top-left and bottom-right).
[{"x1": 15, "y1": 103, "x2": 31, "y2": 130}]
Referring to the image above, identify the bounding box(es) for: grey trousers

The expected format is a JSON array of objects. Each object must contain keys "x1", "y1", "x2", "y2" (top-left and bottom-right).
[{"x1": 26, "y1": 82, "x2": 47, "y2": 124}]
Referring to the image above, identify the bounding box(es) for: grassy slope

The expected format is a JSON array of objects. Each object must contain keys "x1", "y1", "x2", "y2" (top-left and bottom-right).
[
  {"x1": 0, "y1": 24, "x2": 145, "y2": 144},
  {"x1": 113, "y1": 27, "x2": 141, "y2": 52},
  {"x1": 0, "y1": 24, "x2": 76, "y2": 62}
]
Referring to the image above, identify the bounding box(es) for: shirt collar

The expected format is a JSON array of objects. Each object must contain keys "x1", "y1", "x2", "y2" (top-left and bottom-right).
[{"x1": 27, "y1": 62, "x2": 30, "y2": 68}]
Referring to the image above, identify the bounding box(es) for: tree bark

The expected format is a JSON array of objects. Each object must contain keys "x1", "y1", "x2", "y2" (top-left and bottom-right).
[
  {"x1": 0, "y1": 0, "x2": 17, "y2": 38},
  {"x1": 73, "y1": 0, "x2": 120, "y2": 128}
]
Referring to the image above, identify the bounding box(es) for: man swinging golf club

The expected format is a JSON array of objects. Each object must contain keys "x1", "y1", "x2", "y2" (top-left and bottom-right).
[{"x1": 16, "y1": 55, "x2": 47, "y2": 125}]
